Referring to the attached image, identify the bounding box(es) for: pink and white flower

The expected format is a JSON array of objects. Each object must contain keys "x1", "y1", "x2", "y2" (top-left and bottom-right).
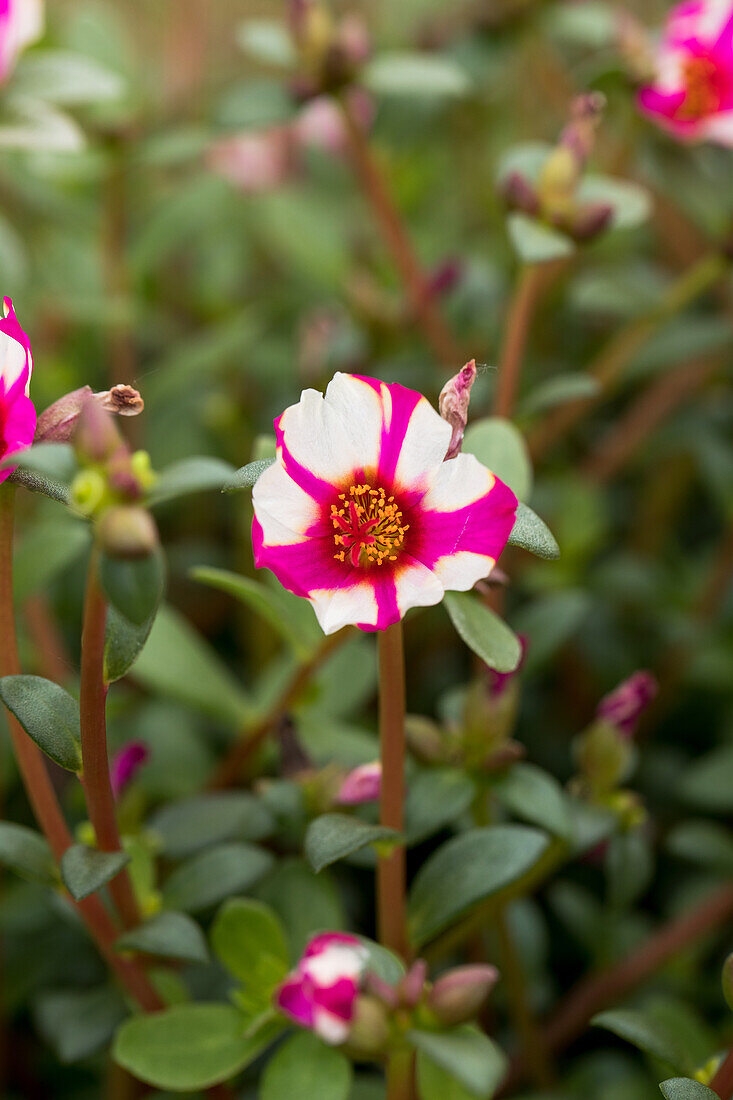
[
  {"x1": 639, "y1": 0, "x2": 733, "y2": 144},
  {"x1": 252, "y1": 373, "x2": 518, "y2": 635},
  {"x1": 0, "y1": 297, "x2": 35, "y2": 484},
  {"x1": 0, "y1": 0, "x2": 43, "y2": 83},
  {"x1": 337, "y1": 761, "x2": 381, "y2": 805},
  {"x1": 275, "y1": 932, "x2": 368, "y2": 1044}
]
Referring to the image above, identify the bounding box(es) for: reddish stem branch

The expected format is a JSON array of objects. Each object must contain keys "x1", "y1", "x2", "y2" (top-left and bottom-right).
[
  {"x1": 493, "y1": 264, "x2": 554, "y2": 419},
  {"x1": 338, "y1": 94, "x2": 464, "y2": 370},
  {"x1": 500, "y1": 883, "x2": 733, "y2": 1093},
  {"x1": 80, "y1": 559, "x2": 140, "y2": 931},
  {"x1": 711, "y1": 1047, "x2": 733, "y2": 1099},
  {"x1": 211, "y1": 629, "x2": 349, "y2": 788},
  {"x1": 377, "y1": 622, "x2": 408, "y2": 962}
]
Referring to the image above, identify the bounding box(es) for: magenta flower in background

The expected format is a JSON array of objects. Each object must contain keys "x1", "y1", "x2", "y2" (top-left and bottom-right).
[
  {"x1": 275, "y1": 932, "x2": 368, "y2": 1044},
  {"x1": 207, "y1": 127, "x2": 296, "y2": 194},
  {"x1": 0, "y1": 298, "x2": 36, "y2": 483},
  {"x1": 252, "y1": 373, "x2": 517, "y2": 634},
  {"x1": 110, "y1": 741, "x2": 149, "y2": 799},
  {"x1": 596, "y1": 671, "x2": 658, "y2": 738},
  {"x1": 337, "y1": 761, "x2": 381, "y2": 805},
  {"x1": 639, "y1": 0, "x2": 733, "y2": 144},
  {"x1": 488, "y1": 635, "x2": 528, "y2": 699},
  {"x1": 0, "y1": 0, "x2": 43, "y2": 82}
]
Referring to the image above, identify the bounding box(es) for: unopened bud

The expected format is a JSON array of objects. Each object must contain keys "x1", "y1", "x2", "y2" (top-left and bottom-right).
[
  {"x1": 439, "y1": 359, "x2": 477, "y2": 461},
  {"x1": 107, "y1": 448, "x2": 156, "y2": 501},
  {"x1": 405, "y1": 714, "x2": 447, "y2": 764},
  {"x1": 290, "y1": 0, "x2": 334, "y2": 67},
  {"x1": 596, "y1": 671, "x2": 658, "y2": 739},
  {"x1": 96, "y1": 385, "x2": 144, "y2": 418},
  {"x1": 96, "y1": 506, "x2": 159, "y2": 559},
  {"x1": 538, "y1": 93, "x2": 605, "y2": 220},
  {"x1": 723, "y1": 953, "x2": 733, "y2": 1012},
  {"x1": 70, "y1": 468, "x2": 108, "y2": 517},
  {"x1": 574, "y1": 721, "x2": 634, "y2": 798},
  {"x1": 558, "y1": 92, "x2": 606, "y2": 171},
  {"x1": 568, "y1": 201, "x2": 615, "y2": 242},
  {"x1": 37, "y1": 385, "x2": 144, "y2": 445},
  {"x1": 399, "y1": 960, "x2": 428, "y2": 1008},
  {"x1": 337, "y1": 761, "x2": 381, "y2": 805},
  {"x1": 501, "y1": 171, "x2": 540, "y2": 216},
  {"x1": 428, "y1": 965, "x2": 499, "y2": 1026},
  {"x1": 110, "y1": 741, "x2": 149, "y2": 799},
  {"x1": 74, "y1": 398, "x2": 122, "y2": 464},
  {"x1": 347, "y1": 995, "x2": 390, "y2": 1056}
]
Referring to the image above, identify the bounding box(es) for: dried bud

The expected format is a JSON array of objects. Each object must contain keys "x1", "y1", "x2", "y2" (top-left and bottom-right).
[
  {"x1": 501, "y1": 171, "x2": 540, "y2": 216},
  {"x1": 74, "y1": 398, "x2": 122, "y2": 464},
  {"x1": 428, "y1": 965, "x2": 499, "y2": 1026},
  {"x1": 723, "y1": 953, "x2": 733, "y2": 1012},
  {"x1": 596, "y1": 671, "x2": 658, "y2": 739},
  {"x1": 96, "y1": 385, "x2": 144, "y2": 418},
  {"x1": 36, "y1": 385, "x2": 143, "y2": 444},
  {"x1": 110, "y1": 741, "x2": 149, "y2": 799},
  {"x1": 96, "y1": 505, "x2": 159, "y2": 559},
  {"x1": 568, "y1": 201, "x2": 615, "y2": 242},
  {"x1": 337, "y1": 761, "x2": 381, "y2": 805},
  {"x1": 439, "y1": 359, "x2": 477, "y2": 460},
  {"x1": 347, "y1": 995, "x2": 390, "y2": 1056},
  {"x1": 398, "y1": 960, "x2": 428, "y2": 1008}
]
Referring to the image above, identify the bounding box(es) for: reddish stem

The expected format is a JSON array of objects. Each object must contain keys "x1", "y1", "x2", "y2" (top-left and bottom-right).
[
  {"x1": 338, "y1": 94, "x2": 464, "y2": 370},
  {"x1": 711, "y1": 1048, "x2": 733, "y2": 1099},
  {"x1": 493, "y1": 264, "x2": 552, "y2": 419},
  {"x1": 377, "y1": 622, "x2": 408, "y2": 961}
]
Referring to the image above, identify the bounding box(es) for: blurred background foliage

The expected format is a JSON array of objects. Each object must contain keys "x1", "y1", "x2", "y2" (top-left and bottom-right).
[{"x1": 3, "y1": 0, "x2": 733, "y2": 1097}]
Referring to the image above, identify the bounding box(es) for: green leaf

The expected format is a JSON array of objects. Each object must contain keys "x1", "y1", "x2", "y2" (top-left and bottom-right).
[
  {"x1": 507, "y1": 502, "x2": 560, "y2": 560},
  {"x1": 132, "y1": 605, "x2": 253, "y2": 726},
  {"x1": 364, "y1": 53, "x2": 472, "y2": 98},
  {"x1": 14, "y1": 518, "x2": 90, "y2": 602},
  {"x1": 406, "y1": 769, "x2": 476, "y2": 846},
  {"x1": 666, "y1": 820, "x2": 733, "y2": 874},
  {"x1": 150, "y1": 793, "x2": 274, "y2": 858},
  {"x1": 444, "y1": 593, "x2": 521, "y2": 674},
  {"x1": 35, "y1": 985, "x2": 127, "y2": 1063},
  {"x1": 149, "y1": 457, "x2": 237, "y2": 506},
  {"x1": 409, "y1": 825, "x2": 549, "y2": 947},
  {"x1": 14, "y1": 50, "x2": 125, "y2": 105},
  {"x1": 116, "y1": 912, "x2": 209, "y2": 965},
  {"x1": 254, "y1": 858, "x2": 346, "y2": 956},
  {"x1": 1, "y1": 442, "x2": 76, "y2": 482},
  {"x1": 0, "y1": 95, "x2": 84, "y2": 153},
  {"x1": 606, "y1": 829, "x2": 654, "y2": 909},
  {"x1": 191, "y1": 567, "x2": 320, "y2": 658},
  {"x1": 99, "y1": 546, "x2": 166, "y2": 627},
  {"x1": 261, "y1": 1031, "x2": 352, "y2": 1100},
  {"x1": 493, "y1": 763, "x2": 572, "y2": 839},
  {"x1": 305, "y1": 814, "x2": 401, "y2": 873},
  {"x1": 660, "y1": 1081, "x2": 718, "y2": 1099},
  {"x1": 104, "y1": 604, "x2": 158, "y2": 684},
  {"x1": 236, "y1": 20, "x2": 296, "y2": 67},
  {"x1": 113, "y1": 1004, "x2": 280, "y2": 1090},
  {"x1": 60, "y1": 844, "x2": 130, "y2": 902},
  {"x1": 161, "y1": 843, "x2": 274, "y2": 913},
  {"x1": 0, "y1": 821, "x2": 57, "y2": 884},
  {"x1": 507, "y1": 213, "x2": 574, "y2": 265},
  {"x1": 224, "y1": 458, "x2": 275, "y2": 492},
  {"x1": 578, "y1": 175, "x2": 651, "y2": 231},
  {"x1": 211, "y1": 898, "x2": 289, "y2": 986},
  {"x1": 409, "y1": 1026, "x2": 507, "y2": 1098},
  {"x1": 358, "y1": 938, "x2": 406, "y2": 986},
  {"x1": 417, "y1": 1054, "x2": 478, "y2": 1100},
  {"x1": 522, "y1": 373, "x2": 601, "y2": 417},
  {"x1": 592, "y1": 1008, "x2": 690, "y2": 1074},
  {"x1": 0, "y1": 675, "x2": 82, "y2": 772},
  {"x1": 462, "y1": 418, "x2": 533, "y2": 501},
  {"x1": 680, "y1": 744, "x2": 733, "y2": 813}
]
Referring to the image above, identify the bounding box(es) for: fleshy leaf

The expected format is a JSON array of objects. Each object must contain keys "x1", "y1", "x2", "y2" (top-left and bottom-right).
[
  {"x1": 410, "y1": 1026, "x2": 507, "y2": 1098},
  {"x1": 116, "y1": 911, "x2": 210, "y2": 965},
  {"x1": 261, "y1": 1031, "x2": 352, "y2": 1100},
  {"x1": 0, "y1": 675, "x2": 82, "y2": 772},
  {"x1": 305, "y1": 813, "x2": 401, "y2": 873},
  {"x1": 508, "y1": 503, "x2": 560, "y2": 560},
  {"x1": 60, "y1": 844, "x2": 130, "y2": 902},
  {"x1": 444, "y1": 593, "x2": 522, "y2": 674}
]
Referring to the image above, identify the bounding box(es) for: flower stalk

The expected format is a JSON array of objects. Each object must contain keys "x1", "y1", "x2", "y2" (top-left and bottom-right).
[
  {"x1": 377, "y1": 622, "x2": 408, "y2": 960},
  {"x1": 79, "y1": 551, "x2": 141, "y2": 930},
  {"x1": 494, "y1": 264, "x2": 554, "y2": 419}
]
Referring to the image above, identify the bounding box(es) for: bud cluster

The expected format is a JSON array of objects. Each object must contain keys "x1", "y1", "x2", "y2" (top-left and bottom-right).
[
  {"x1": 289, "y1": 0, "x2": 370, "y2": 98},
  {"x1": 501, "y1": 93, "x2": 614, "y2": 243}
]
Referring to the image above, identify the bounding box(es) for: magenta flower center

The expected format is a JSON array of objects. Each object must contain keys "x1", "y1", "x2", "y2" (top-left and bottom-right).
[
  {"x1": 680, "y1": 55, "x2": 727, "y2": 118},
  {"x1": 331, "y1": 483, "x2": 409, "y2": 568}
]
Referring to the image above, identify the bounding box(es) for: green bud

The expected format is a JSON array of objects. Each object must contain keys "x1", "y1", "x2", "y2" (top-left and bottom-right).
[
  {"x1": 574, "y1": 721, "x2": 634, "y2": 799},
  {"x1": 346, "y1": 995, "x2": 390, "y2": 1056},
  {"x1": 70, "y1": 469, "x2": 108, "y2": 517},
  {"x1": 428, "y1": 965, "x2": 499, "y2": 1026},
  {"x1": 96, "y1": 506, "x2": 159, "y2": 559},
  {"x1": 130, "y1": 450, "x2": 157, "y2": 492}
]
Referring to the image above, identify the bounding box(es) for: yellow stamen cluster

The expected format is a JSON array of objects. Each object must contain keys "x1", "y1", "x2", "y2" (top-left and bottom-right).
[
  {"x1": 680, "y1": 56, "x2": 720, "y2": 118},
  {"x1": 331, "y1": 483, "x2": 409, "y2": 567}
]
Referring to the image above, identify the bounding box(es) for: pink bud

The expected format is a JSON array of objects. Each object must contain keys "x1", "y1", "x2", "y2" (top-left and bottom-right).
[
  {"x1": 399, "y1": 959, "x2": 428, "y2": 1008},
  {"x1": 36, "y1": 384, "x2": 144, "y2": 444},
  {"x1": 110, "y1": 741, "x2": 149, "y2": 799},
  {"x1": 500, "y1": 171, "x2": 540, "y2": 216},
  {"x1": 439, "y1": 359, "x2": 477, "y2": 461},
  {"x1": 74, "y1": 397, "x2": 122, "y2": 463},
  {"x1": 596, "y1": 671, "x2": 658, "y2": 738},
  {"x1": 275, "y1": 932, "x2": 368, "y2": 1045},
  {"x1": 337, "y1": 761, "x2": 381, "y2": 805},
  {"x1": 487, "y1": 635, "x2": 528, "y2": 699},
  {"x1": 428, "y1": 964, "x2": 499, "y2": 1026},
  {"x1": 207, "y1": 129, "x2": 297, "y2": 194},
  {"x1": 558, "y1": 92, "x2": 606, "y2": 172},
  {"x1": 568, "y1": 201, "x2": 614, "y2": 242},
  {"x1": 426, "y1": 258, "x2": 463, "y2": 299}
]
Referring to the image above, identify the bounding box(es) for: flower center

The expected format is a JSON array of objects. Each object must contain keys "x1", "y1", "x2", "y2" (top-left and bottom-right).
[
  {"x1": 331, "y1": 483, "x2": 408, "y2": 568},
  {"x1": 680, "y1": 56, "x2": 722, "y2": 118}
]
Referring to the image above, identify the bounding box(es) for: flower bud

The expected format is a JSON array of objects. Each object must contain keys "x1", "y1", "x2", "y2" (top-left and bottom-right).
[
  {"x1": 568, "y1": 201, "x2": 615, "y2": 242},
  {"x1": 596, "y1": 671, "x2": 658, "y2": 739},
  {"x1": 110, "y1": 741, "x2": 149, "y2": 799},
  {"x1": 558, "y1": 92, "x2": 606, "y2": 173},
  {"x1": 405, "y1": 714, "x2": 448, "y2": 764},
  {"x1": 275, "y1": 932, "x2": 368, "y2": 1044},
  {"x1": 70, "y1": 468, "x2": 108, "y2": 517},
  {"x1": 36, "y1": 385, "x2": 144, "y2": 444},
  {"x1": 347, "y1": 995, "x2": 390, "y2": 1055},
  {"x1": 574, "y1": 721, "x2": 634, "y2": 799},
  {"x1": 96, "y1": 506, "x2": 159, "y2": 559},
  {"x1": 398, "y1": 959, "x2": 428, "y2": 1008},
  {"x1": 500, "y1": 171, "x2": 540, "y2": 216},
  {"x1": 96, "y1": 385, "x2": 145, "y2": 418},
  {"x1": 440, "y1": 360, "x2": 477, "y2": 461},
  {"x1": 428, "y1": 965, "x2": 499, "y2": 1026},
  {"x1": 723, "y1": 953, "x2": 733, "y2": 1012},
  {"x1": 537, "y1": 93, "x2": 605, "y2": 223},
  {"x1": 74, "y1": 398, "x2": 122, "y2": 464},
  {"x1": 337, "y1": 761, "x2": 381, "y2": 805}
]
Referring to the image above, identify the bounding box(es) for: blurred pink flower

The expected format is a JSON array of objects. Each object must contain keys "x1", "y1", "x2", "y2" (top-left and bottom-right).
[
  {"x1": 337, "y1": 761, "x2": 381, "y2": 804},
  {"x1": 0, "y1": 0, "x2": 43, "y2": 83},
  {"x1": 275, "y1": 932, "x2": 368, "y2": 1043},
  {"x1": 639, "y1": 0, "x2": 733, "y2": 144},
  {"x1": 0, "y1": 297, "x2": 36, "y2": 484},
  {"x1": 110, "y1": 740, "x2": 149, "y2": 799},
  {"x1": 207, "y1": 127, "x2": 297, "y2": 193},
  {"x1": 596, "y1": 671, "x2": 658, "y2": 738}
]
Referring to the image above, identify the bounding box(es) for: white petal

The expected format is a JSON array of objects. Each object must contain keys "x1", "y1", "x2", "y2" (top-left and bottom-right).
[
  {"x1": 252, "y1": 460, "x2": 321, "y2": 546},
  {"x1": 278, "y1": 373, "x2": 383, "y2": 484},
  {"x1": 309, "y1": 580, "x2": 379, "y2": 634},
  {"x1": 305, "y1": 945, "x2": 364, "y2": 984},
  {"x1": 313, "y1": 1009, "x2": 350, "y2": 1045},
  {"x1": 394, "y1": 397, "x2": 452, "y2": 489},
  {"x1": 0, "y1": 330, "x2": 28, "y2": 392},
  {"x1": 12, "y1": 0, "x2": 44, "y2": 52},
  {"x1": 430, "y1": 549, "x2": 495, "y2": 590},
  {"x1": 702, "y1": 110, "x2": 733, "y2": 145},
  {"x1": 421, "y1": 451, "x2": 495, "y2": 512}
]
